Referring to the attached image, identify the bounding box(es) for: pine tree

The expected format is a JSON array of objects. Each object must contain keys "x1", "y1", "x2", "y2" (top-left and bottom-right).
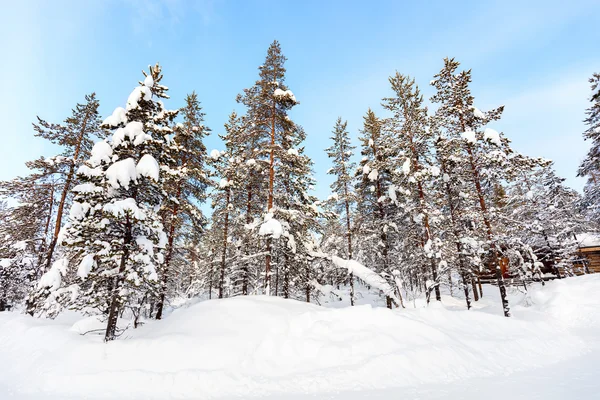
[
  {"x1": 237, "y1": 40, "x2": 314, "y2": 295},
  {"x1": 506, "y1": 163, "x2": 586, "y2": 278},
  {"x1": 33, "y1": 94, "x2": 104, "y2": 272},
  {"x1": 579, "y1": 72, "x2": 600, "y2": 222},
  {"x1": 383, "y1": 73, "x2": 443, "y2": 303},
  {"x1": 431, "y1": 58, "x2": 546, "y2": 317},
  {"x1": 154, "y1": 92, "x2": 210, "y2": 319},
  {"x1": 325, "y1": 118, "x2": 357, "y2": 305},
  {"x1": 355, "y1": 109, "x2": 398, "y2": 308}
]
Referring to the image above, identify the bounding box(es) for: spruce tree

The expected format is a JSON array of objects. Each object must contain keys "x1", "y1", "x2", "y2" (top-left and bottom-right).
[
  {"x1": 57, "y1": 64, "x2": 175, "y2": 341},
  {"x1": 325, "y1": 118, "x2": 357, "y2": 305}
]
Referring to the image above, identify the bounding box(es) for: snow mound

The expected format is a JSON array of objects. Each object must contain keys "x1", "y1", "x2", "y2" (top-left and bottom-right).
[{"x1": 1, "y1": 277, "x2": 599, "y2": 399}]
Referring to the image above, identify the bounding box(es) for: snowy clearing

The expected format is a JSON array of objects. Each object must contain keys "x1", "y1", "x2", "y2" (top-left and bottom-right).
[{"x1": 1, "y1": 275, "x2": 599, "y2": 399}]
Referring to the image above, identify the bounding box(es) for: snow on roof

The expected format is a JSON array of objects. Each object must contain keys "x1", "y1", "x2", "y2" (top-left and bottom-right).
[{"x1": 576, "y1": 232, "x2": 600, "y2": 248}]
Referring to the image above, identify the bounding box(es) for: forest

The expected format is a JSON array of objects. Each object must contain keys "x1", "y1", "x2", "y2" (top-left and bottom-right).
[{"x1": 1, "y1": 40, "x2": 599, "y2": 343}]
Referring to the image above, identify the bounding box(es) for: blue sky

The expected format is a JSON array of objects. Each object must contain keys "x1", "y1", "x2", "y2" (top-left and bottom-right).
[{"x1": 1, "y1": 0, "x2": 599, "y2": 201}]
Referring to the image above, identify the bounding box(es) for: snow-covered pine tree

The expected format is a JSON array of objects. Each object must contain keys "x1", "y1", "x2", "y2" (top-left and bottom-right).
[
  {"x1": 236, "y1": 40, "x2": 317, "y2": 295},
  {"x1": 432, "y1": 126, "x2": 479, "y2": 307},
  {"x1": 274, "y1": 124, "x2": 321, "y2": 301},
  {"x1": 506, "y1": 163, "x2": 586, "y2": 278},
  {"x1": 207, "y1": 113, "x2": 245, "y2": 299},
  {"x1": 154, "y1": 92, "x2": 210, "y2": 319},
  {"x1": 355, "y1": 109, "x2": 398, "y2": 308},
  {"x1": 383, "y1": 73, "x2": 443, "y2": 303},
  {"x1": 57, "y1": 64, "x2": 175, "y2": 341},
  {"x1": 431, "y1": 58, "x2": 546, "y2": 317},
  {"x1": 1, "y1": 166, "x2": 61, "y2": 313},
  {"x1": 0, "y1": 177, "x2": 56, "y2": 310},
  {"x1": 579, "y1": 72, "x2": 600, "y2": 222},
  {"x1": 325, "y1": 118, "x2": 358, "y2": 305},
  {"x1": 430, "y1": 58, "x2": 511, "y2": 315}
]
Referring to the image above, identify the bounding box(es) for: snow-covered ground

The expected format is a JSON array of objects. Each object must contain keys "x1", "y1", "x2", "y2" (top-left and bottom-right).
[{"x1": 1, "y1": 276, "x2": 599, "y2": 399}]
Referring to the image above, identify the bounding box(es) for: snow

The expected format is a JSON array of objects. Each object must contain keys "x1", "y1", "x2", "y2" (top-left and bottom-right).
[
  {"x1": 89, "y1": 141, "x2": 113, "y2": 166},
  {"x1": 37, "y1": 258, "x2": 69, "y2": 291},
  {"x1": 367, "y1": 168, "x2": 378, "y2": 181},
  {"x1": 102, "y1": 107, "x2": 127, "y2": 127},
  {"x1": 258, "y1": 214, "x2": 283, "y2": 239},
  {"x1": 362, "y1": 164, "x2": 371, "y2": 175},
  {"x1": 77, "y1": 164, "x2": 102, "y2": 178},
  {"x1": 484, "y1": 128, "x2": 502, "y2": 146},
  {"x1": 126, "y1": 86, "x2": 153, "y2": 111},
  {"x1": 143, "y1": 75, "x2": 154, "y2": 88},
  {"x1": 77, "y1": 254, "x2": 95, "y2": 279},
  {"x1": 136, "y1": 154, "x2": 160, "y2": 181},
  {"x1": 388, "y1": 184, "x2": 397, "y2": 203},
  {"x1": 210, "y1": 149, "x2": 221, "y2": 160},
  {"x1": 218, "y1": 178, "x2": 231, "y2": 188},
  {"x1": 274, "y1": 88, "x2": 297, "y2": 103},
  {"x1": 287, "y1": 148, "x2": 299, "y2": 156},
  {"x1": 461, "y1": 129, "x2": 476, "y2": 144},
  {"x1": 69, "y1": 201, "x2": 91, "y2": 220},
  {"x1": 105, "y1": 158, "x2": 138, "y2": 189},
  {"x1": 103, "y1": 198, "x2": 145, "y2": 220},
  {"x1": 112, "y1": 122, "x2": 149, "y2": 147},
  {"x1": 402, "y1": 158, "x2": 411, "y2": 175},
  {"x1": 2, "y1": 276, "x2": 599, "y2": 399},
  {"x1": 472, "y1": 106, "x2": 485, "y2": 119},
  {"x1": 575, "y1": 232, "x2": 600, "y2": 248},
  {"x1": 71, "y1": 183, "x2": 102, "y2": 194},
  {"x1": 331, "y1": 256, "x2": 400, "y2": 304}
]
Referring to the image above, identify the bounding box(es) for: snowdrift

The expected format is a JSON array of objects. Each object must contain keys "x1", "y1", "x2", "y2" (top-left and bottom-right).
[{"x1": 1, "y1": 276, "x2": 599, "y2": 399}]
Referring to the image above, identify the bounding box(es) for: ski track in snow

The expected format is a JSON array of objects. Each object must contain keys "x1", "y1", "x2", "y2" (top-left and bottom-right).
[{"x1": 1, "y1": 275, "x2": 599, "y2": 399}]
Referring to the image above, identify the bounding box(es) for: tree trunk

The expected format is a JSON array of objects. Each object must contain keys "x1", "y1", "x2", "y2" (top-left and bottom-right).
[
  {"x1": 461, "y1": 273, "x2": 472, "y2": 310},
  {"x1": 265, "y1": 70, "x2": 277, "y2": 295},
  {"x1": 105, "y1": 216, "x2": 132, "y2": 342},
  {"x1": 461, "y1": 119, "x2": 509, "y2": 316},
  {"x1": 218, "y1": 188, "x2": 231, "y2": 299}
]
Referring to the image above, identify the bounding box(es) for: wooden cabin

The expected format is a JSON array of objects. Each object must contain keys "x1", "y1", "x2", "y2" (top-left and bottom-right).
[{"x1": 571, "y1": 233, "x2": 600, "y2": 275}]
